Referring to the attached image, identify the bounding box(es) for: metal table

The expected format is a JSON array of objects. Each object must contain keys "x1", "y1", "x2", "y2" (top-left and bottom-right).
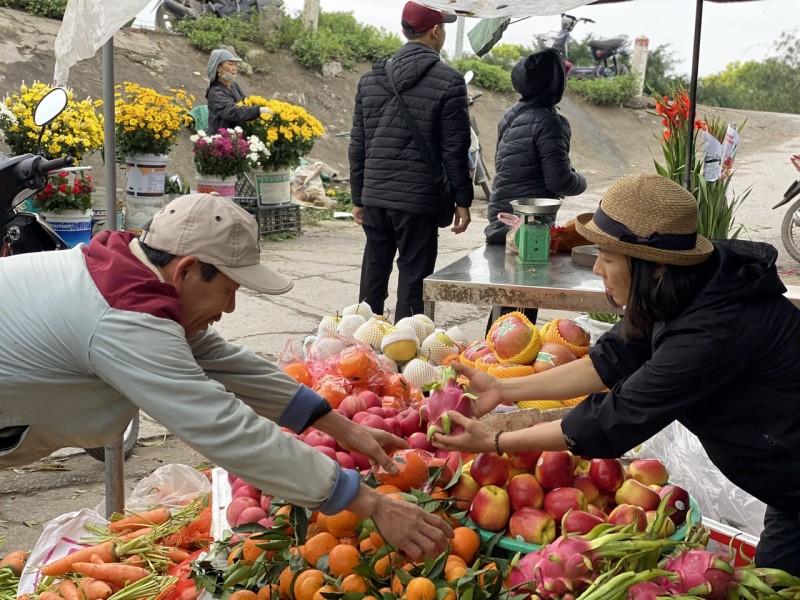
[{"x1": 423, "y1": 245, "x2": 620, "y2": 321}]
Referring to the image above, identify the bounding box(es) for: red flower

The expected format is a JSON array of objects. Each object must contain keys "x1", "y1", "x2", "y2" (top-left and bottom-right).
[{"x1": 57, "y1": 184, "x2": 67, "y2": 193}]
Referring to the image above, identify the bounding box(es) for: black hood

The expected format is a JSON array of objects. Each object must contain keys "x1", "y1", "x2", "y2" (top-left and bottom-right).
[
  {"x1": 511, "y1": 48, "x2": 567, "y2": 106},
  {"x1": 376, "y1": 42, "x2": 442, "y2": 93},
  {"x1": 687, "y1": 240, "x2": 786, "y2": 314}
]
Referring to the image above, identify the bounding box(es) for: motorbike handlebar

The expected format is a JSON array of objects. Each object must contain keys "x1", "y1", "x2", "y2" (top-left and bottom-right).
[{"x1": 36, "y1": 156, "x2": 74, "y2": 175}]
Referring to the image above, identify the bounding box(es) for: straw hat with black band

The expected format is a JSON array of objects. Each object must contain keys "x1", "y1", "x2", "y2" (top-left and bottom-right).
[{"x1": 575, "y1": 174, "x2": 714, "y2": 266}]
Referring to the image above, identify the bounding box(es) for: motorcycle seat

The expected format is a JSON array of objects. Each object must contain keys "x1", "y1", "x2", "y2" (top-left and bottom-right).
[{"x1": 590, "y1": 38, "x2": 625, "y2": 51}]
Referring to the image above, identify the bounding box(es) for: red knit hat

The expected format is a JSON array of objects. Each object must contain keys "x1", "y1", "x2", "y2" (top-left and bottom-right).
[{"x1": 401, "y1": 1, "x2": 457, "y2": 34}]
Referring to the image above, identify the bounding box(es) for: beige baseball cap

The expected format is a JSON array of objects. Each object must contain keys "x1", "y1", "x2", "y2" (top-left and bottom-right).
[{"x1": 139, "y1": 193, "x2": 293, "y2": 295}]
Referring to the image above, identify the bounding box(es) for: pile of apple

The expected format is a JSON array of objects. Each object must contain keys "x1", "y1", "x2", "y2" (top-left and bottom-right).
[
  {"x1": 224, "y1": 472, "x2": 276, "y2": 528},
  {"x1": 454, "y1": 450, "x2": 691, "y2": 546}
]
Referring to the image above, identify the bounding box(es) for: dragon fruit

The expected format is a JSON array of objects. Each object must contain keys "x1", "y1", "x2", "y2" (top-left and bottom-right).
[
  {"x1": 626, "y1": 580, "x2": 671, "y2": 600},
  {"x1": 423, "y1": 366, "x2": 473, "y2": 440},
  {"x1": 659, "y1": 549, "x2": 736, "y2": 599}
]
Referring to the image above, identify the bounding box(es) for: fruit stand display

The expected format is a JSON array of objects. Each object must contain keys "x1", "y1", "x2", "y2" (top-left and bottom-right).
[{"x1": 3, "y1": 306, "x2": 796, "y2": 599}]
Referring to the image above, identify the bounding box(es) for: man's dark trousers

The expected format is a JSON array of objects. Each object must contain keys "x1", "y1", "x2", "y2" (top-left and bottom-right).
[{"x1": 359, "y1": 206, "x2": 439, "y2": 322}]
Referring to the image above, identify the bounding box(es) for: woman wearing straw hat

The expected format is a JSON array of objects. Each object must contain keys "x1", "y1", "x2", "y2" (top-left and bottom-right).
[
  {"x1": 206, "y1": 48, "x2": 269, "y2": 134},
  {"x1": 433, "y1": 173, "x2": 800, "y2": 572}
]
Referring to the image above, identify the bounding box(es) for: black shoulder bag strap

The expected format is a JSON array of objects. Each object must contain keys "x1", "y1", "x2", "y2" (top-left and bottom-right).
[{"x1": 385, "y1": 59, "x2": 442, "y2": 186}]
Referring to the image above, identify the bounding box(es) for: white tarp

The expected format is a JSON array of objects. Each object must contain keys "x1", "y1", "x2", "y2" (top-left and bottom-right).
[
  {"x1": 417, "y1": 0, "x2": 596, "y2": 17},
  {"x1": 53, "y1": 0, "x2": 154, "y2": 85}
]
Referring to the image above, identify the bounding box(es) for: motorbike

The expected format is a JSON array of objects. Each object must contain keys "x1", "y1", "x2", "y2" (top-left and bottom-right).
[
  {"x1": 463, "y1": 71, "x2": 492, "y2": 200},
  {"x1": 0, "y1": 87, "x2": 139, "y2": 461},
  {"x1": 773, "y1": 154, "x2": 800, "y2": 263},
  {"x1": 546, "y1": 13, "x2": 629, "y2": 79}
]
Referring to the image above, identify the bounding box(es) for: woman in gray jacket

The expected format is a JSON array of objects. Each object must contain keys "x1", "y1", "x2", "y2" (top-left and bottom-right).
[{"x1": 205, "y1": 48, "x2": 267, "y2": 133}]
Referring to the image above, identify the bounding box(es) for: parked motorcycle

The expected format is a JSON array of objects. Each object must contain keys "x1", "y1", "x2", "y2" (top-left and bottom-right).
[
  {"x1": 546, "y1": 13, "x2": 629, "y2": 79},
  {"x1": 0, "y1": 87, "x2": 139, "y2": 461},
  {"x1": 773, "y1": 154, "x2": 800, "y2": 263},
  {"x1": 463, "y1": 71, "x2": 492, "y2": 200}
]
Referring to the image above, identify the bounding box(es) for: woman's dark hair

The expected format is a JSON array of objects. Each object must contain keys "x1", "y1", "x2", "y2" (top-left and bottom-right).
[
  {"x1": 618, "y1": 256, "x2": 712, "y2": 340},
  {"x1": 138, "y1": 241, "x2": 220, "y2": 283}
]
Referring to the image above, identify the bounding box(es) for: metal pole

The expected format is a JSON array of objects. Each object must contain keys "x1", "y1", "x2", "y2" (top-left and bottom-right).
[
  {"x1": 684, "y1": 0, "x2": 703, "y2": 191},
  {"x1": 103, "y1": 40, "x2": 118, "y2": 230},
  {"x1": 101, "y1": 37, "x2": 125, "y2": 517},
  {"x1": 454, "y1": 16, "x2": 465, "y2": 60}
]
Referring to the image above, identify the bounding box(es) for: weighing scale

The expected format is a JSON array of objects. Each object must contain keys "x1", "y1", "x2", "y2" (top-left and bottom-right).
[{"x1": 510, "y1": 198, "x2": 562, "y2": 265}]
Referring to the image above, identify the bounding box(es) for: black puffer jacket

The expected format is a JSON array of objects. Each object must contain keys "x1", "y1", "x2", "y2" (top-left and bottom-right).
[
  {"x1": 349, "y1": 42, "x2": 473, "y2": 214},
  {"x1": 206, "y1": 81, "x2": 260, "y2": 134},
  {"x1": 485, "y1": 49, "x2": 586, "y2": 243},
  {"x1": 562, "y1": 241, "x2": 800, "y2": 510}
]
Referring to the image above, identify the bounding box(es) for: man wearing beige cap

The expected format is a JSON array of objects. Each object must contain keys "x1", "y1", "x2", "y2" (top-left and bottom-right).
[{"x1": 0, "y1": 193, "x2": 452, "y2": 560}]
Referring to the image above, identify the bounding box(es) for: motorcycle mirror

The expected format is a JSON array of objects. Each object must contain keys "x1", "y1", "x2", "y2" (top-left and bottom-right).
[
  {"x1": 464, "y1": 70, "x2": 474, "y2": 85},
  {"x1": 33, "y1": 87, "x2": 68, "y2": 128}
]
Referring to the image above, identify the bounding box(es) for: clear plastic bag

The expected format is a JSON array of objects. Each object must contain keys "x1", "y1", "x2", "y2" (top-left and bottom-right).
[
  {"x1": 123, "y1": 463, "x2": 211, "y2": 512},
  {"x1": 497, "y1": 212, "x2": 521, "y2": 255}
]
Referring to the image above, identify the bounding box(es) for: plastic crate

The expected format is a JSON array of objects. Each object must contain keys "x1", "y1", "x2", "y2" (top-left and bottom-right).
[
  {"x1": 233, "y1": 197, "x2": 302, "y2": 237},
  {"x1": 236, "y1": 173, "x2": 257, "y2": 198}
]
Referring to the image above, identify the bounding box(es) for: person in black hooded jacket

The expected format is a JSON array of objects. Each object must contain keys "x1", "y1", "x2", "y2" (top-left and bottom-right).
[
  {"x1": 349, "y1": 1, "x2": 473, "y2": 321},
  {"x1": 433, "y1": 174, "x2": 800, "y2": 574},
  {"x1": 484, "y1": 49, "x2": 587, "y2": 245}
]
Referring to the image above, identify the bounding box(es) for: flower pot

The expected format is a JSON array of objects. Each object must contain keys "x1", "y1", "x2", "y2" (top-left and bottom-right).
[
  {"x1": 125, "y1": 154, "x2": 168, "y2": 198},
  {"x1": 195, "y1": 173, "x2": 237, "y2": 198},
  {"x1": 255, "y1": 168, "x2": 292, "y2": 206},
  {"x1": 40, "y1": 209, "x2": 93, "y2": 248}
]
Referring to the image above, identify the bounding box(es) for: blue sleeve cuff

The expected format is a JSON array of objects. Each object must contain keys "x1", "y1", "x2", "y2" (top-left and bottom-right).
[
  {"x1": 314, "y1": 466, "x2": 361, "y2": 515},
  {"x1": 277, "y1": 385, "x2": 331, "y2": 433}
]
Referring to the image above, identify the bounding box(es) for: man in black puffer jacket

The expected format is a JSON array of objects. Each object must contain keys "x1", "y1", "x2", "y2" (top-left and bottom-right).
[
  {"x1": 484, "y1": 49, "x2": 587, "y2": 245},
  {"x1": 349, "y1": 1, "x2": 473, "y2": 321}
]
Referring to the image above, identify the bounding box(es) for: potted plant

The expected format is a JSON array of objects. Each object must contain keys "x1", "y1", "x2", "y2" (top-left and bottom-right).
[
  {"x1": 114, "y1": 82, "x2": 193, "y2": 233},
  {"x1": 0, "y1": 82, "x2": 104, "y2": 247},
  {"x1": 238, "y1": 96, "x2": 325, "y2": 205},
  {"x1": 191, "y1": 127, "x2": 269, "y2": 197}
]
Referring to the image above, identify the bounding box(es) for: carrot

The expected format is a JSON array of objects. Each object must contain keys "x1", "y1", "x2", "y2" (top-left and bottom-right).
[
  {"x1": 116, "y1": 528, "x2": 153, "y2": 542},
  {"x1": 122, "y1": 554, "x2": 145, "y2": 569},
  {"x1": 38, "y1": 592, "x2": 62, "y2": 600},
  {"x1": 40, "y1": 542, "x2": 116, "y2": 577},
  {"x1": 0, "y1": 550, "x2": 29, "y2": 576},
  {"x1": 164, "y1": 547, "x2": 191, "y2": 565},
  {"x1": 58, "y1": 580, "x2": 80, "y2": 600},
  {"x1": 108, "y1": 508, "x2": 171, "y2": 532},
  {"x1": 72, "y1": 562, "x2": 150, "y2": 587},
  {"x1": 78, "y1": 578, "x2": 113, "y2": 600}
]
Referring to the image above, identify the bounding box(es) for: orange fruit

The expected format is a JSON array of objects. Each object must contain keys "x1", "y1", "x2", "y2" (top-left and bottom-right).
[
  {"x1": 256, "y1": 584, "x2": 276, "y2": 600},
  {"x1": 369, "y1": 530, "x2": 385, "y2": 551},
  {"x1": 311, "y1": 585, "x2": 338, "y2": 600},
  {"x1": 406, "y1": 577, "x2": 437, "y2": 600},
  {"x1": 293, "y1": 569, "x2": 325, "y2": 600},
  {"x1": 479, "y1": 561, "x2": 503, "y2": 587},
  {"x1": 305, "y1": 522, "x2": 320, "y2": 539},
  {"x1": 341, "y1": 574, "x2": 368, "y2": 594},
  {"x1": 302, "y1": 532, "x2": 338, "y2": 569},
  {"x1": 314, "y1": 513, "x2": 329, "y2": 533},
  {"x1": 328, "y1": 544, "x2": 361, "y2": 578},
  {"x1": 441, "y1": 588, "x2": 456, "y2": 600},
  {"x1": 284, "y1": 362, "x2": 313, "y2": 387},
  {"x1": 278, "y1": 566, "x2": 296, "y2": 599},
  {"x1": 326, "y1": 510, "x2": 361, "y2": 538},
  {"x1": 391, "y1": 574, "x2": 404, "y2": 595},
  {"x1": 227, "y1": 545, "x2": 243, "y2": 565},
  {"x1": 445, "y1": 556, "x2": 468, "y2": 583},
  {"x1": 451, "y1": 527, "x2": 480, "y2": 564},
  {"x1": 359, "y1": 537, "x2": 376, "y2": 555},
  {"x1": 242, "y1": 536, "x2": 268, "y2": 562},
  {"x1": 375, "y1": 484, "x2": 402, "y2": 495},
  {"x1": 274, "y1": 504, "x2": 295, "y2": 536},
  {"x1": 337, "y1": 348, "x2": 374, "y2": 381},
  {"x1": 228, "y1": 592, "x2": 257, "y2": 600},
  {"x1": 374, "y1": 449, "x2": 429, "y2": 492},
  {"x1": 373, "y1": 552, "x2": 400, "y2": 579}
]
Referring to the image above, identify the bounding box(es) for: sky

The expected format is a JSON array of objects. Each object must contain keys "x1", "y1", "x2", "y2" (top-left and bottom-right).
[{"x1": 280, "y1": 0, "x2": 798, "y2": 77}]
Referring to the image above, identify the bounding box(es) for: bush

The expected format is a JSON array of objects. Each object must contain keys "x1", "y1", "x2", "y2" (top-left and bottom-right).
[
  {"x1": 290, "y1": 27, "x2": 353, "y2": 70},
  {"x1": 568, "y1": 74, "x2": 637, "y2": 106},
  {"x1": 174, "y1": 13, "x2": 260, "y2": 58},
  {"x1": 451, "y1": 58, "x2": 513, "y2": 93},
  {"x1": 318, "y1": 12, "x2": 401, "y2": 63},
  {"x1": 0, "y1": 0, "x2": 67, "y2": 18}
]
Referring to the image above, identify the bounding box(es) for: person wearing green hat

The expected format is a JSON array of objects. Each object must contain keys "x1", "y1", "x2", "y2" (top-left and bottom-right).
[
  {"x1": 432, "y1": 173, "x2": 800, "y2": 573},
  {"x1": 206, "y1": 48, "x2": 268, "y2": 134}
]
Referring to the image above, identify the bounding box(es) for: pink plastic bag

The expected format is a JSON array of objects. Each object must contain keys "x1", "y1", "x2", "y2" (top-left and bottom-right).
[{"x1": 497, "y1": 212, "x2": 522, "y2": 255}]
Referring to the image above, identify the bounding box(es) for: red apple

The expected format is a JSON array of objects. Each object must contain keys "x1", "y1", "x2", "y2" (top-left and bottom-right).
[
  {"x1": 358, "y1": 413, "x2": 390, "y2": 432},
  {"x1": 450, "y1": 474, "x2": 480, "y2": 511},
  {"x1": 490, "y1": 317, "x2": 534, "y2": 360},
  {"x1": 543, "y1": 487, "x2": 588, "y2": 523},
  {"x1": 586, "y1": 504, "x2": 608, "y2": 520},
  {"x1": 628, "y1": 459, "x2": 670, "y2": 487},
  {"x1": 349, "y1": 451, "x2": 371, "y2": 471},
  {"x1": 588, "y1": 458, "x2": 625, "y2": 493},
  {"x1": 233, "y1": 483, "x2": 261, "y2": 500},
  {"x1": 562, "y1": 510, "x2": 605, "y2": 535},
  {"x1": 607, "y1": 504, "x2": 647, "y2": 531},
  {"x1": 366, "y1": 406, "x2": 387, "y2": 418},
  {"x1": 507, "y1": 473, "x2": 545, "y2": 511},
  {"x1": 259, "y1": 494, "x2": 272, "y2": 513},
  {"x1": 383, "y1": 417, "x2": 401, "y2": 437},
  {"x1": 463, "y1": 340, "x2": 493, "y2": 362},
  {"x1": 658, "y1": 484, "x2": 691, "y2": 526},
  {"x1": 532, "y1": 342, "x2": 577, "y2": 373},
  {"x1": 509, "y1": 508, "x2": 557, "y2": 545},
  {"x1": 336, "y1": 451, "x2": 357, "y2": 470},
  {"x1": 508, "y1": 450, "x2": 543, "y2": 472},
  {"x1": 470, "y1": 452, "x2": 510, "y2": 488},
  {"x1": 357, "y1": 389, "x2": 381, "y2": 409},
  {"x1": 573, "y1": 474, "x2": 601, "y2": 504},
  {"x1": 225, "y1": 496, "x2": 258, "y2": 526},
  {"x1": 557, "y1": 319, "x2": 590, "y2": 346},
  {"x1": 535, "y1": 451, "x2": 574, "y2": 489},
  {"x1": 236, "y1": 506, "x2": 267, "y2": 526},
  {"x1": 615, "y1": 479, "x2": 661, "y2": 511},
  {"x1": 407, "y1": 431, "x2": 435, "y2": 452},
  {"x1": 315, "y1": 445, "x2": 337, "y2": 460},
  {"x1": 396, "y1": 408, "x2": 422, "y2": 437},
  {"x1": 469, "y1": 485, "x2": 511, "y2": 532},
  {"x1": 304, "y1": 430, "x2": 337, "y2": 449},
  {"x1": 339, "y1": 395, "x2": 366, "y2": 419}
]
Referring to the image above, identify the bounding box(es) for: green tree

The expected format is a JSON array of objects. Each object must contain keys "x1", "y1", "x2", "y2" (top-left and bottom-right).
[
  {"x1": 644, "y1": 44, "x2": 688, "y2": 97},
  {"x1": 483, "y1": 43, "x2": 530, "y2": 70}
]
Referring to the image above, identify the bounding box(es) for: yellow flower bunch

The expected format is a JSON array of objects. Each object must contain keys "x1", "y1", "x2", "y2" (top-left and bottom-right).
[
  {"x1": 0, "y1": 82, "x2": 104, "y2": 160},
  {"x1": 239, "y1": 96, "x2": 325, "y2": 170},
  {"x1": 115, "y1": 82, "x2": 194, "y2": 157}
]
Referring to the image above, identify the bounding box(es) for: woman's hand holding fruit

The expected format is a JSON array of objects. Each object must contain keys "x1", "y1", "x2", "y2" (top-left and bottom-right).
[
  {"x1": 431, "y1": 411, "x2": 496, "y2": 454},
  {"x1": 451, "y1": 362, "x2": 504, "y2": 417}
]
